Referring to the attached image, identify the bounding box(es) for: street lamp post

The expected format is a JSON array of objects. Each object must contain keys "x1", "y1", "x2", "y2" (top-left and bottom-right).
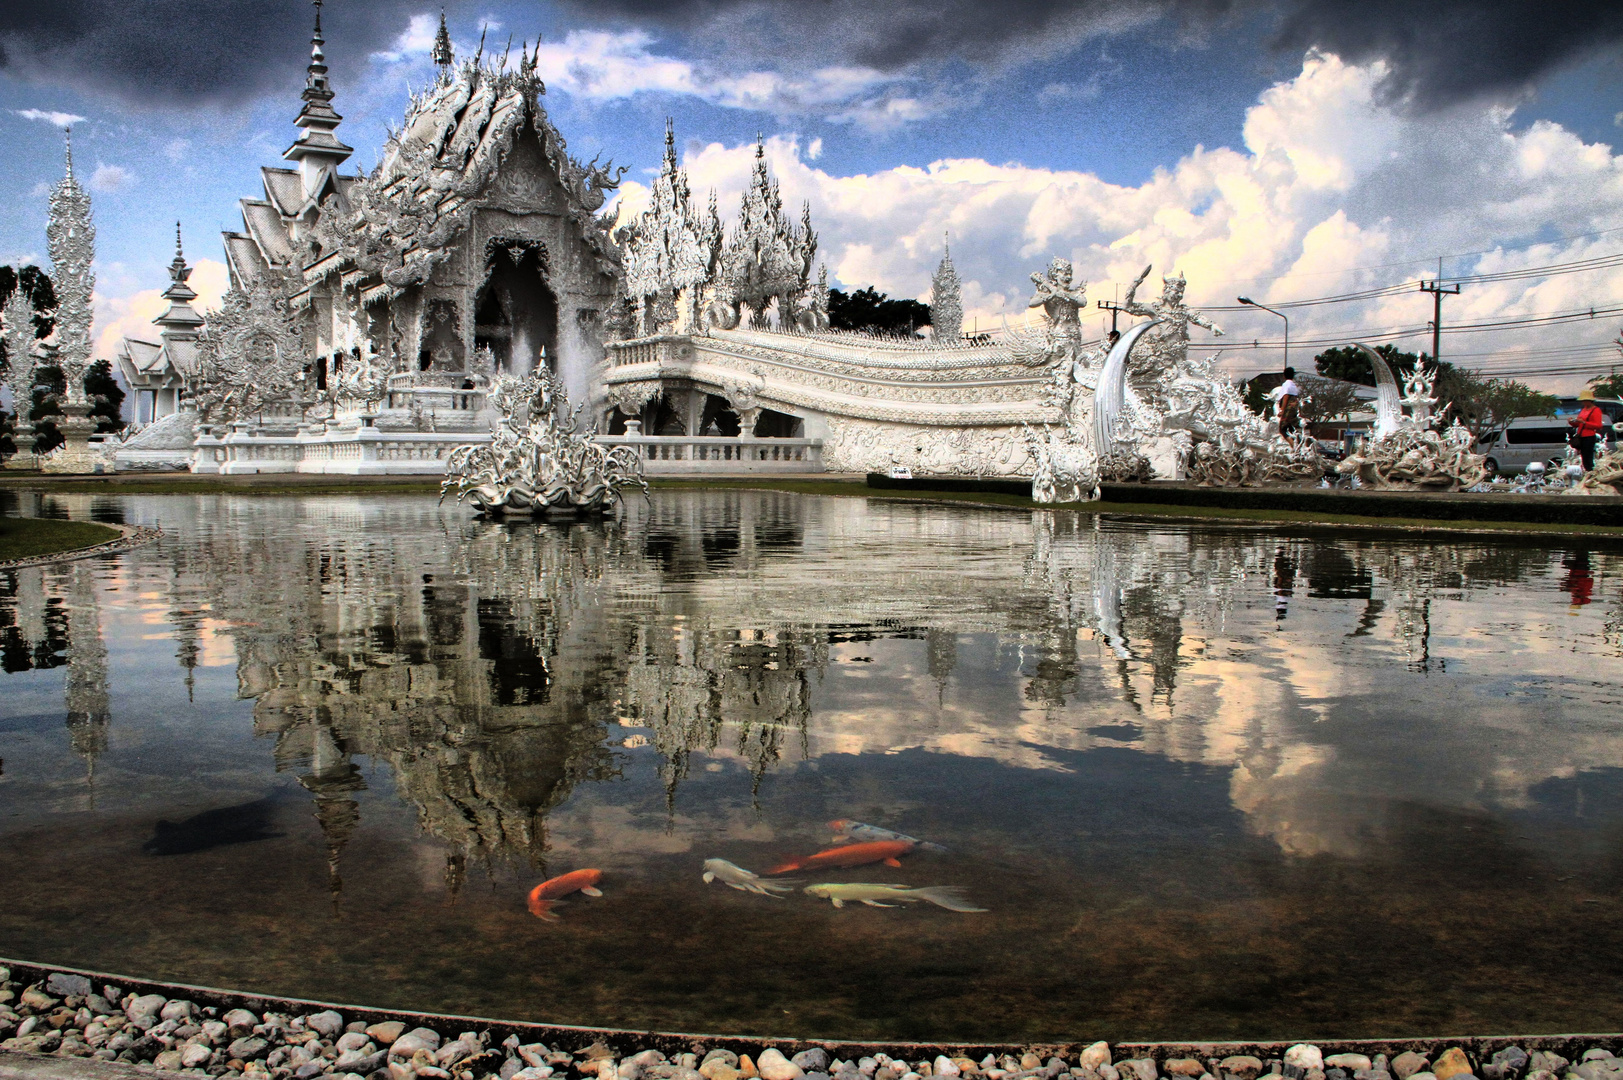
[{"x1": 1237, "y1": 296, "x2": 1288, "y2": 372}]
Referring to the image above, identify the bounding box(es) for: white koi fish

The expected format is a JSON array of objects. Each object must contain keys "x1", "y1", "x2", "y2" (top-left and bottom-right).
[
  {"x1": 828, "y1": 819, "x2": 947, "y2": 852},
  {"x1": 803, "y1": 883, "x2": 987, "y2": 911},
  {"x1": 702, "y1": 858, "x2": 797, "y2": 896}
]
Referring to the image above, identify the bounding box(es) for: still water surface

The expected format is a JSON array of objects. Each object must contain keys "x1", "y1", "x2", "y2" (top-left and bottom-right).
[{"x1": 1, "y1": 491, "x2": 1622, "y2": 1043}]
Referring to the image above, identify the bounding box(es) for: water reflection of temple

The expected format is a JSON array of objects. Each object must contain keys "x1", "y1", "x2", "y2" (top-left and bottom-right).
[
  {"x1": 0, "y1": 559, "x2": 112, "y2": 801},
  {"x1": 4, "y1": 492, "x2": 1622, "y2": 878}
]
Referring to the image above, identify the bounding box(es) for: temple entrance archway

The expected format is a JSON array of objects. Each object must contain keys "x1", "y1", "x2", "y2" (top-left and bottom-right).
[{"x1": 475, "y1": 239, "x2": 557, "y2": 376}]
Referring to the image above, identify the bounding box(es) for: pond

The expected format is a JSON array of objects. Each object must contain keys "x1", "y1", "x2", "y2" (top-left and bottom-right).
[{"x1": 1, "y1": 489, "x2": 1621, "y2": 1044}]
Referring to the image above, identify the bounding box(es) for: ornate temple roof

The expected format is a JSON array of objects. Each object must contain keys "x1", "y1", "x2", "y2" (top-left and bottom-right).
[
  {"x1": 322, "y1": 46, "x2": 625, "y2": 295},
  {"x1": 115, "y1": 227, "x2": 204, "y2": 392}
]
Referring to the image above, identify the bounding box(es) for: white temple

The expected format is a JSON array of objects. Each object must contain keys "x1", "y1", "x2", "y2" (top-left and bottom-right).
[{"x1": 93, "y1": 6, "x2": 1306, "y2": 487}]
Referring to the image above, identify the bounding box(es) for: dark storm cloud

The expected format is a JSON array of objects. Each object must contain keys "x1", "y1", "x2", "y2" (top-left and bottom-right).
[
  {"x1": 0, "y1": 0, "x2": 423, "y2": 107},
  {"x1": 1270, "y1": 0, "x2": 1623, "y2": 107},
  {"x1": 558, "y1": 0, "x2": 1623, "y2": 109},
  {"x1": 1, "y1": 0, "x2": 1617, "y2": 110}
]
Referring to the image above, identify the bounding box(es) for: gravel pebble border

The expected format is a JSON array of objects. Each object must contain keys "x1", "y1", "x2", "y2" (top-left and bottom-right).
[
  {"x1": 0, "y1": 524, "x2": 162, "y2": 571},
  {"x1": 0, "y1": 962, "x2": 1618, "y2": 1080}
]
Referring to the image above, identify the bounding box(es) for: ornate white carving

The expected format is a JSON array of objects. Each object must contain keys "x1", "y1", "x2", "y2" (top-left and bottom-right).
[
  {"x1": 795, "y1": 265, "x2": 830, "y2": 332},
  {"x1": 930, "y1": 242, "x2": 963, "y2": 343},
  {"x1": 315, "y1": 52, "x2": 623, "y2": 297},
  {"x1": 1119, "y1": 265, "x2": 1223, "y2": 396},
  {"x1": 47, "y1": 132, "x2": 95, "y2": 409},
  {"x1": 715, "y1": 138, "x2": 817, "y2": 330},
  {"x1": 3, "y1": 287, "x2": 38, "y2": 430},
  {"x1": 191, "y1": 271, "x2": 310, "y2": 425},
  {"x1": 441, "y1": 367, "x2": 646, "y2": 515},
  {"x1": 621, "y1": 122, "x2": 720, "y2": 334},
  {"x1": 331, "y1": 339, "x2": 389, "y2": 414},
  {"x1": 1011, "y1": 257, "x2": 1088, "y2": 368},
  {"x1": 821, "y1": 415, "x2": 1033, "y2": 476}
]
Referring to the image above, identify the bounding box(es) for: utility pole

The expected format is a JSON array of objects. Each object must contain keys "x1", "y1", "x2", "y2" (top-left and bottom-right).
[
  {"x1": 1096, "y1": 283, "x2": 1126, "y2": 336},
  {"x1": 1419, "y1": 260, "x2": 1460, "y2": 365},
  {"x1": 1096, "y1": 299, "x2": 1127, "y2": 334}
]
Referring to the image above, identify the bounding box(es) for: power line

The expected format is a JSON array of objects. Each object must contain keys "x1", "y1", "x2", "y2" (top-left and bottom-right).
[
  {"x1": 1203, "y1": 303, "x2": 1623, "y2": 351},
  {"x1": 1195, "y1": 248, "x2": 1623, "y2": 312}
]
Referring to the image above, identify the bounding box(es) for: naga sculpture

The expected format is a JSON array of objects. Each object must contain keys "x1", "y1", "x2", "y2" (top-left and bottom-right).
[
  {"x1": 441, "y1": 366, "x2": 646, "y2": 516},
  {"x1": 1026, "y1": 320, "x2": 1163, "y2": 502},
  {"x1": 1334, "y1": 345, "x2": 1486, "y2": 490}
]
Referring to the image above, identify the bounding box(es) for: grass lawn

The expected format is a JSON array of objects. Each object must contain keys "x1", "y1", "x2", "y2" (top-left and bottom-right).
[{"x1": 0, "y1": 517, "x2": 121, "y2": 562}]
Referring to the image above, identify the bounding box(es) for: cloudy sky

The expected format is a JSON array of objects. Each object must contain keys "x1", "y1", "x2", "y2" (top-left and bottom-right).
[{"x1": 1, "y1": 0, "x2": 1621, "y2": 389}]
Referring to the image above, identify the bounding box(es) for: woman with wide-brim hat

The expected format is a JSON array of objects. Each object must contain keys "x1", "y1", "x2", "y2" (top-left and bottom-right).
[{"x1": 1569, "y1": 386, "x2": 1606, "y2": 471}]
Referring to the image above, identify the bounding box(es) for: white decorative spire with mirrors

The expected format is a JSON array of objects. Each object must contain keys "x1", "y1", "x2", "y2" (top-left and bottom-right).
[{"x1": 41, "y1": 127, "x2": 102, "y2": 473}]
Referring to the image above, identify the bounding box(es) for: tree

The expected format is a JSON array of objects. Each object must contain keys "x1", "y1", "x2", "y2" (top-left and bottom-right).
[
  {"x1": 1296, "y1": 374, "x2": 1363, "y2": 425},
  {"x1": 29, "y1": 365, "x2": 65, "y2": 454},
  {"x1": 84, "y1": 359, "x2": 125, "y2": 434},
  {"x1": 1590, "y1": 329, "x2": 1623, "y2": 398},
  {"x1": 827, "y1": 287, "x2": 930, "y2": 335},
  {"x1": 1442, "y1": 370, "x2": 1558, "y2": 440},
  {"x1": 1591, "y1": 373, "x2": 1623, "y2": 399},
  {"x1": 1313, "y1": 343, "x2": 1424, "y2": 385}
]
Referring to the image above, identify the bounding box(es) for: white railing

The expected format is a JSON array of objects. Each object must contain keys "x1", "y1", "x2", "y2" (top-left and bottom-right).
[
  {"x1": 595, "y1": 435, "x2": 823, "y2": 474},
  {"x1": 192, "y1": 427, "x2": 824, "y2": 477},
  {"x1": 205, "y1": 423, "x2": 486, "y2": 476}
]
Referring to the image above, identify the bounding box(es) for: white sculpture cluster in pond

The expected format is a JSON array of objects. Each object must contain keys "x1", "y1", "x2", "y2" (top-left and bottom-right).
[
  {"x1": 1019, "y1": 258, "x2": 1323, "y2": 502},
  {"x1": 440, "y1": 365, "x2": 647, "y2": 516},
  {"x1": 1333, "y1": 345, "x2": 1487, "y2": 490}
]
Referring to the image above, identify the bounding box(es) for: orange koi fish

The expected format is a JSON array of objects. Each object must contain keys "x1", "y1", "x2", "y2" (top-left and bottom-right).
[
  {"x1": 527, "y1": 868, "x2": 604, "y2": 921},
  {"x1": 767, "y1": 839, "x2": 914, "y2": 875}
]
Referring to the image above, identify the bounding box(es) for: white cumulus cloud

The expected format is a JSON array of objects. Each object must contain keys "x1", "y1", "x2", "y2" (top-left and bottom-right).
[
  {"x1": 88, "y1": 163, "x2": 133, "y2": 193},
  {"x1": 622, "y1": 53, "x2": 1623, "y2": 391},
  {"x1": 371, "y1": 13, "x2": 440, "y2": 62},
  {"x1": 12, "y1": 108, "x2": 86, "y2": 127},
  {"x1": 531, "y1": 30, "x2": 919, "y2": 130}
]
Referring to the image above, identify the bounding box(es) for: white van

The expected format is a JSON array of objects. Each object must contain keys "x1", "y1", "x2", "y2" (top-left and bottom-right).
[{"x1": 1475, "y1": 418, "x2": 1575, "y2": 477}]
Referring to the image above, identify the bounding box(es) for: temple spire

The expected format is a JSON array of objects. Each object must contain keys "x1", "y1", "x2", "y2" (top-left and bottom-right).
[
  {"x1": 930, "y1": 233, "x2": 964, "y2": 343},
  {"x1": 431, "y1": 9, "x2": 454, "y2": 70},
  {"x1": 154, "y1": 222, "x2": 204, "y2": 341},
  {"x1": 284, "y1": 0, "x2": 354, "y2": 209}
]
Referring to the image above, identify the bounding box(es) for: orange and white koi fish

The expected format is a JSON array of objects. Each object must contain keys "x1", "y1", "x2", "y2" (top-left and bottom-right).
[
  {"x1": 828, "y1": 819, "x2": 948, "y2": 852},
  {"x1": 767, "y1": 839, "x2": 914, "y2": 875},
  {"x1": 527, "y1": 868, "x2": 604, "y2": 921}
]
